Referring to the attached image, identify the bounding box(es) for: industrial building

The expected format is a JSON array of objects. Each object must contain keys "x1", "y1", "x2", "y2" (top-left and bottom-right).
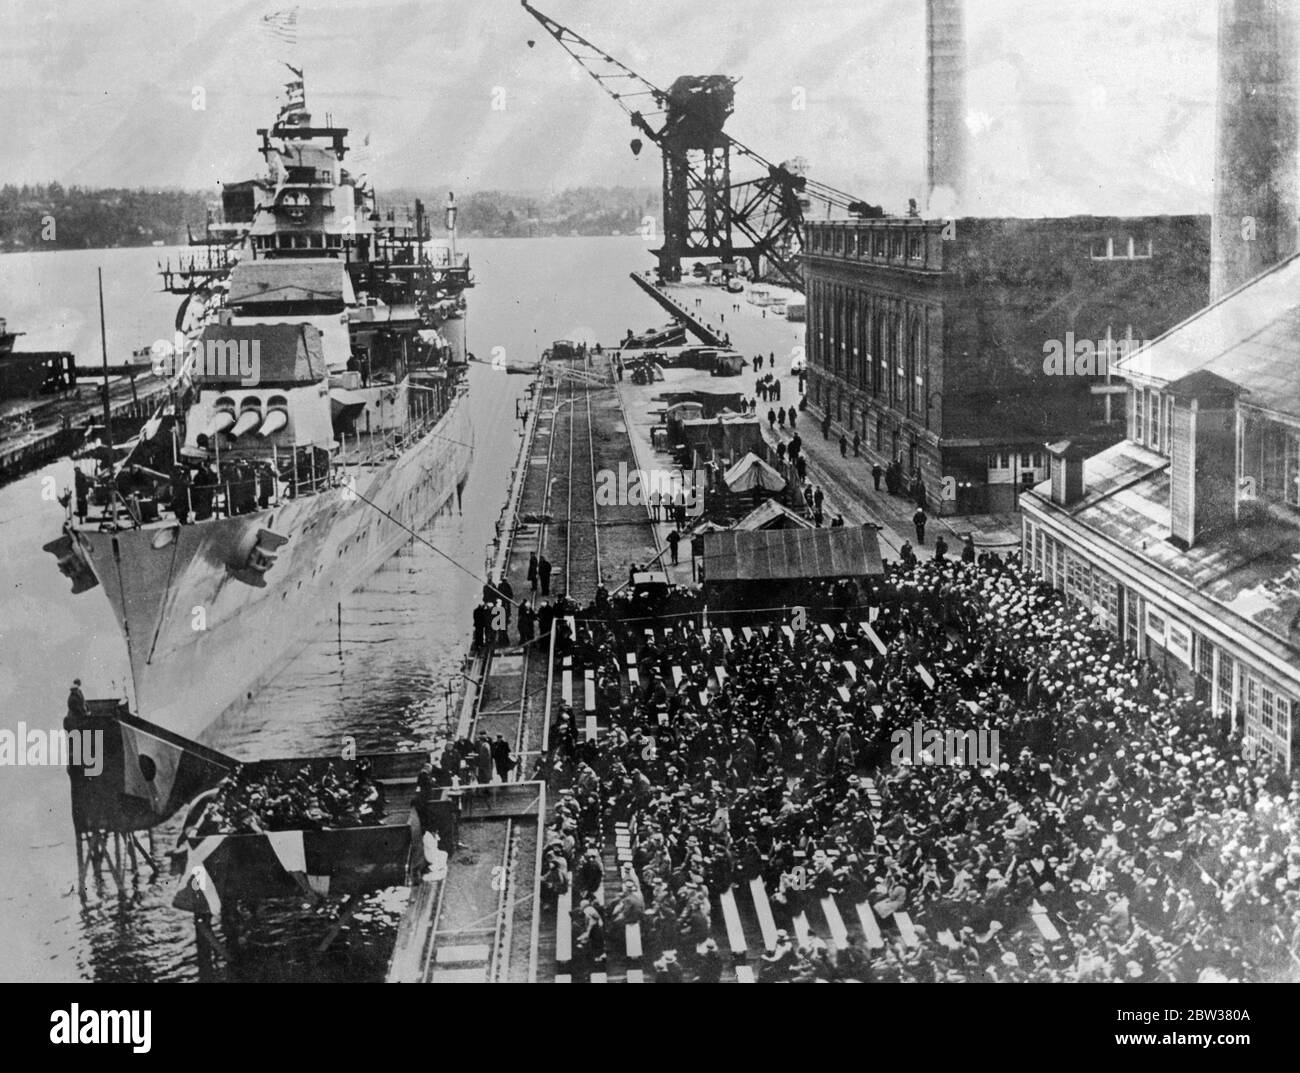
[{"x1": 804, "y1": 214, "x2": 1209, "y2": 514}]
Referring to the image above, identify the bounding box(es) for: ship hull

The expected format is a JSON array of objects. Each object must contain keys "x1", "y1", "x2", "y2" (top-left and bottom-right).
[{"x1": 74, "y1": 395, "x2": 473, "y2": 744}]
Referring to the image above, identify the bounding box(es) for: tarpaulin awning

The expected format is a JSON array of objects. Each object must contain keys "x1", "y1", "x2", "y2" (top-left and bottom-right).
[
  {"x1": 701, "y1": 526, "x2": 884, "y2": 583},
  {"x1": 723, "y1": 452, "x2": 785, "y2": 493},
  {"x1": 193, "y1": 323, "x2": 328, "y2": 385}
]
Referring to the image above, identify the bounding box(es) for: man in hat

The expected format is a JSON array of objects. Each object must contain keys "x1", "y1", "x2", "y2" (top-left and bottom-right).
[
  {"x1": 66, "y1": 679, "x2": 88, "y2": 722},
  {"x1": 492, "y1": 734, "x2": 515, "y2": 783},
  {"x1": 653, "y1": 949, "x2": 684, "y2": 983},
  {"x1": 695, "y1": 937, "x2": 724, "y2": 982}
]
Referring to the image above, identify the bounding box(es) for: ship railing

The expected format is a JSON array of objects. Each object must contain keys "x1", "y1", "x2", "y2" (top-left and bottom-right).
[
  {"x1": 72, "y1": 388, "x2": 454, "y2": 530},
  {"x1": 332, "y1": 388, "x2": 451, "y2": 482}
]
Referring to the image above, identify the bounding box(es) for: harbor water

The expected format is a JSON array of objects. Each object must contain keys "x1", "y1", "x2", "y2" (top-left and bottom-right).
[{"x1": 0, "y1": 236, "x2": 653, "y2": 981}]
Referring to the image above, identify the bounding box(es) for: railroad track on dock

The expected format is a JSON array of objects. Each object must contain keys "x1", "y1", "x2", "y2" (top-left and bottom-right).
[
  {"x1": 543, "y1": 357, "x2": 605, "y2": 596},
  {"x1": 406, "y1": 357, "x2": 610, "y2": 983}
]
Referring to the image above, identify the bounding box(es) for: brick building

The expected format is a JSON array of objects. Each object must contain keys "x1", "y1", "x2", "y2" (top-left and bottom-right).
[{"x1": 802, "y1": 214, "x2": 1209, "y2": 513}]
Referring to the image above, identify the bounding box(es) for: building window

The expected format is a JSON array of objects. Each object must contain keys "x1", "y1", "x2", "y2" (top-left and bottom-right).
[
  {"x1": 1217, "y1": 654, "x2": 1236, "y2": 724},
  {"x1": 1261, "y1": 684, "x2": 1278, "y2": 735},
  {"x1": 1287, "y1": 432, "x2": 1300, "y2": 508},
  {"x1": 1196, "y1": 634, "x2": 1214, "y2": 689},
  {"x1": 1065, "y1": 551, "x2": 1090, "y2": 607},
  {"x1": 908, "y1": 234, "x2": 922, "y2": 261},
  {"x1": 1035, "y1": 528, "x2": 1045, "y2": 575},
  {"x1": 1094, "y1": 573, "x2": 1119, "y2": 632},
  {"x1": 1090, "y1": 235, "x2": 1154, "y2": 260},
  {"x1": 1124, "y1": 587, "x2": 1141, "y2": 653},
  {"x1": 1147, "y1": 390, "x2": 1161, "y2": 451},
  {"x1": 910, "y1": 322, "x2": 924, "y2": 414},
  {"x1": 891, "y1": 232, "x2": 904, "y2": 259}
]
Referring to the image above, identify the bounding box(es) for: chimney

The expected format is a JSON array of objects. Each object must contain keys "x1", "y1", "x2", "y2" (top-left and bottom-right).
[
  {"x1": 1046, "y1": 440, "x2": 1088, "y2": 507},
  {"x1": 926, "y1": 0, "x2": 966, "y2": 216},
  {"x1": 1167, "y1": 371, "x2": 1243, "y2": 548},
  {"x1": 1211, "y1": 0, "x2": 1300, "y2": 300}
]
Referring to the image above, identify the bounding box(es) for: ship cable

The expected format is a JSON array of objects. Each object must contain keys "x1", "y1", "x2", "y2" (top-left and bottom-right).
[{"x1": 346, "y1": 486, "x2": 514, "y2": 604}]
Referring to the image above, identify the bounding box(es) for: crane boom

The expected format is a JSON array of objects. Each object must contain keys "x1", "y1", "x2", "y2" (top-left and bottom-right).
[{"x1": 521, "y1": 0, "x2": 884, "y2": 287}]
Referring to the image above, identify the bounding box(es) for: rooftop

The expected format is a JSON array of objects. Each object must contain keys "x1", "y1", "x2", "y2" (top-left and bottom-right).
[
  {"x1": 702, "y1": 525, "x2": 884, "y2": 583},
  {"x1": 1118, "y1": 250, "x2": 1300, "y2": 416},
  {"x1": 1024, "y1": 440, "x2": 1300, "y2": 666}
]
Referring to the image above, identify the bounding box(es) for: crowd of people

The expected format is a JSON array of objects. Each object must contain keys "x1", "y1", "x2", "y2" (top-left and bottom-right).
[
  {"x1": 533, "y1": 553, "x2": 1299, "y2": 982},
  {"x1": 188, "y1": 760, "x2": 385, "y2": 836}
]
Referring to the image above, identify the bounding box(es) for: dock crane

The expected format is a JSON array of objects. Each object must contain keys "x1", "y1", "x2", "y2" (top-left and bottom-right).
[{"x1": 521, "y1": 1, "x2": 884, "y2": 291}]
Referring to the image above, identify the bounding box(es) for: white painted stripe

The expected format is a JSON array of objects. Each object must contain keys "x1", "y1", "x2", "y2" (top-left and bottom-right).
[
  {"x1": 894, "y1": 911, "x2": 919, "y2": 947},
  {"x1": 556, "y1": 889, "x2": 573, "y2": 963},
  {"x1": 820, "y1": 897, "x2": 849, "y2": 948},
  {"x1": 855, "y1": 901, "x2": 884, "y2": 949},
  {"x1": 719, "y1": 888, "x2": 747, "y2": 957},
  {"x1": 748, "y1": 878, "x2": 780, "y2": 952}
]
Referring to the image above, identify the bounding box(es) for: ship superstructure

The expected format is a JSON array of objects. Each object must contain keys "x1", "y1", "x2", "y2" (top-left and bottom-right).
[{"x1": 49, "y1": 75, "x2": 476, "y2": 741}]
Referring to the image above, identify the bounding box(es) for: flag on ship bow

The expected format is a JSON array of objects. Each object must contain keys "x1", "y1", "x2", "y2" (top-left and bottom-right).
[{"x1": 67, "y1": 703, "x2": 236, "y2": 832}]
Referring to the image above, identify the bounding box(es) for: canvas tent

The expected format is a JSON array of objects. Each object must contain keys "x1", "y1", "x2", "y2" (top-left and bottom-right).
[
  {"x1": 733, "y1": 498, "x2": 813, "y2": 530},
  {"x1": 723, "y1": 452, "x2": 786, "y2": 493}
]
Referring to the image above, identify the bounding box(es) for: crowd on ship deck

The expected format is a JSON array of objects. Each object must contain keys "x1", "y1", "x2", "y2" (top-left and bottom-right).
[
  {"x1": 529, "y1": 554, "x2": 1299, "y2": 982},
  {"x1": 72, "y1": 444, "x2": 335, "y2": 527}
]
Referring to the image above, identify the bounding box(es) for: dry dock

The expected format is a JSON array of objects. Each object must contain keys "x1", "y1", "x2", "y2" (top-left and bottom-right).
[{"x1": 387, "y1": 351, "x2": 659, "y2": 981}]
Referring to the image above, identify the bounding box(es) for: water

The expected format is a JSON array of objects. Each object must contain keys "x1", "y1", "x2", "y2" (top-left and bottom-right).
[{"x1": 0, "y1": 236, "x2": 654, "y2": 981}]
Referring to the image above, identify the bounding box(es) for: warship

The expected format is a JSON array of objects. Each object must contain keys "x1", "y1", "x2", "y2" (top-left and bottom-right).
[{"x1": 47, "y1": 73, "x2": 475, "y2": 742}]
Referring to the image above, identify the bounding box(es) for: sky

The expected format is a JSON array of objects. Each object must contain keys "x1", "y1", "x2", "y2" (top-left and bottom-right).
[{"x1": 0, "y1": 0, "x2": 1221, "y2": 217}]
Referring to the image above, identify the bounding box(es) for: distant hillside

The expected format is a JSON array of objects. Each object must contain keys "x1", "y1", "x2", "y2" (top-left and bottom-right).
[
  {"x1": 0, "y1": 183, "x2": 209, "y2": 251},
  {"x1": 0, "y1": 182, "x2": 662, "y2": 250},
  {"x1": 384, "y1": 186, "x2": 662, "y2": 238}
]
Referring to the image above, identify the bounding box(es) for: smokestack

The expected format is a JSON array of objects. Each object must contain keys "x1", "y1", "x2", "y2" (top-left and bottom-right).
[
  {"x1": 926, "y1": 0, "x2": 966, "y2": 216},
  {"x1": 1211, "y1": 0, "x2": 1299, "y2": 300}
]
